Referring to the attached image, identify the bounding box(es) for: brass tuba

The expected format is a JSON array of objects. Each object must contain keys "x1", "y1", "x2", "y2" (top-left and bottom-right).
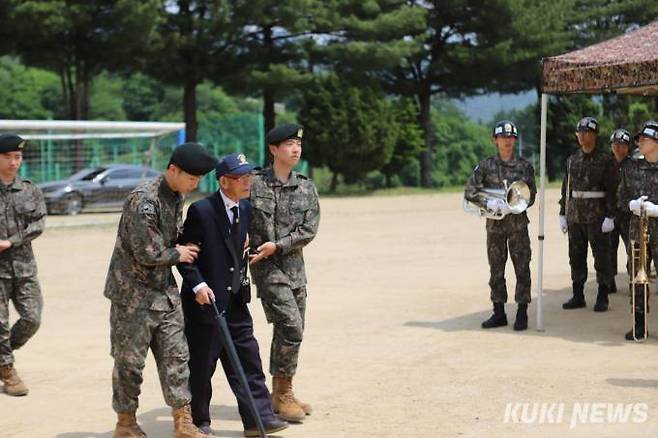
[
  {"x1": 463, "y1": 179, "x2": 531, "y2": 220},
  {"x1": 630, "y1": 202, "x2": 651, "y2": 342}
]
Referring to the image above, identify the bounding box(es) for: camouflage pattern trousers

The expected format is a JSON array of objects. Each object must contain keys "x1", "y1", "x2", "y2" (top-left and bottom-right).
[
  {"x1": 110, "y1": 303, "x2": 191, "y2": 413},
  {"x1": 0, "y1": 276, "x2": 42, "y2": 366},
  {"x1": 568, "y1": 222, "x2": 614, "y2": 287},
  {"x1": 259, "y1": 284, "x2": 306, "y2": 377},
  {"x1": 486, "y1": 229, "x2": 531, "y2": 304}
]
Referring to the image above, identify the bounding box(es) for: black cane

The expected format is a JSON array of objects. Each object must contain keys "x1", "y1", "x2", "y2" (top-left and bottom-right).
[{"x1": 209, "y1": 296, "x2": 267, "y2": 438}]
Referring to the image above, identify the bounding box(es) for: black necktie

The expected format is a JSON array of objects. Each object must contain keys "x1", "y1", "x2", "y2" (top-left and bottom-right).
[{"x1": 230, "y1": 206, "x2": 241, "y2": 257}]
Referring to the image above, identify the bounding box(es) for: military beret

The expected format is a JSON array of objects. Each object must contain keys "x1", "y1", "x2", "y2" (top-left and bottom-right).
[
  {"x1": 0, "y1": 134, "x2": 26, "y2": 153},
  {"x1": 265, "y1": 123, "x2": 303, "y2": 145},
  {"x1": 216, "y1": 153, "x2": 255, "y2": 178},
  {"x1": 493, "y1": 120, "x2": 518, "y2": 138},
  {"x1": 635, "y1": 120, "x2": 658, "y2": 142},
  {"x1": 576, "y1": 116, "x2": 598, "y2": 133},
  {"x1": 169, "y1": 142, "x2": 217, "y2": 176}
]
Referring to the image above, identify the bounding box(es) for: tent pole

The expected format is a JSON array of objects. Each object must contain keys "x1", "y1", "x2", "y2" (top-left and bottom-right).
[{"x1": 536, "y1": 93, "x2": 548, "y2": 331}]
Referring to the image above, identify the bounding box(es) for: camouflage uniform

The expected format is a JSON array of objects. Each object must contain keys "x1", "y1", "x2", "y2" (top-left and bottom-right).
[
  {"x1": 249, "y1": 167, "x2": 320, "y2": 377},
  {"x1": 104, "y1": 174, "x2": 191, "y2": 413},
  {"x1": 464, "y1": 155, "x2": 537, "y2": 304},
  {"x1": 559, "y1": 147, "x2": 617, "y2": 290},
  {"x1": 610, "y1": 156, "x2": 632, "y2": 278},
  {"x1": 0, "y1": 177, "x2": 46, "y2": 367},
  {"x1": 617, "y1": 157, "x2": 658, "y2": 312}
]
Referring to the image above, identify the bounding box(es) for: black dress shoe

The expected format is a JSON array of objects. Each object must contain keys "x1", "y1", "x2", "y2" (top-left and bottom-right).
[{"x1": 244, "y1": 418, "x2": 289, "y2": 437}]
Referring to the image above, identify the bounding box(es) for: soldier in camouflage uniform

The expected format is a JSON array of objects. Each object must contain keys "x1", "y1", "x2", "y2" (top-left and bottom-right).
[
  {"x1": 464, "y1": 120, "x2": 537, "y2": 331},
  {"x1": 0, "y1": 134, "x2": 46, "y2": 397},
  {"x1": 104, "y1": 143, "x2": 216, "y2": 438},
  {"x1": 608, "y1": 128, "x2": 633, "y2": 293},
  {"x1": 617, "y1": 121, "x2": 658, "y2": 341},
  {"x1": 249, "y1": 123, "x2": 320, "y2": 423},
  {"x1": 559, "y1": 117, "x2": 617, "y2": 312}
]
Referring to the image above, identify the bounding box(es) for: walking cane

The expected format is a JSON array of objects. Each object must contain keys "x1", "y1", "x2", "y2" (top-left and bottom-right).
[{"x1": 209, "y1": 296, "x2": 267, "y2": 438}]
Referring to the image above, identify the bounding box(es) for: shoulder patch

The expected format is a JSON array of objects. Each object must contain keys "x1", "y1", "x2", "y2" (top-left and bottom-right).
[{"x1": 138, "y1": 202, "x2": 156, "y2": 215}]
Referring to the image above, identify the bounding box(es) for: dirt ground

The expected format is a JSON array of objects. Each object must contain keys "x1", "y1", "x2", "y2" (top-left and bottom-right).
[{"x1": 2, "y1": 188, "x2": 658, "y2": 438}]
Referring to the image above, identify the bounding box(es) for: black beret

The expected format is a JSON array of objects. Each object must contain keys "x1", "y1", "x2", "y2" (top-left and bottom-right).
[
  {"x1": 169, "y1": 142, "x2": 217, "y2": 176},
  {"x1": 0, "y1": 134, "x2": 26, "y2": 153},
  {"x1": 265, "y1": 123, "x2": 303, "y2": 145}
]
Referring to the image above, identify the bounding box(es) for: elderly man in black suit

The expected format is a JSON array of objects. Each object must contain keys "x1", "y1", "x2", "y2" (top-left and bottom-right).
[{"x1": 177, "y1": 153, "x2": 288, "y2": 437}]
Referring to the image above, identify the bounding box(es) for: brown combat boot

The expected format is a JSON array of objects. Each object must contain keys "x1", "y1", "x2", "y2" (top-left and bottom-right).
[
  {"x1": 113, "y1": 412, "x2": 147, "y2": 438},
  {"x1": 172, "y1": 404, "x2": 213, "y2": 438},
  {"x1": 272, "y1": 376, "x2": 305, "y2": 422},
  {"x1": 0, "y1": 364, "x2": 29, "y2": 396}
]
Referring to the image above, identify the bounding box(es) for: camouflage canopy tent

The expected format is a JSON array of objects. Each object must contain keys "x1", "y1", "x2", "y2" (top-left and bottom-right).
[{"x1": 535, "y1": 21, "x2": 658, "y2": 330}]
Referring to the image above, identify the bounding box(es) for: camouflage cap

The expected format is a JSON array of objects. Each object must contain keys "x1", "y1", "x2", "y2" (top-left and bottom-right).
[
  {"x1": 609, "y1": 128, "x2": 631, "y2": 145},
  {"x1": 0, "y1": 134, "x2": 26, "y2": 153},
  {"x1": 576, "y1": 116, "x2": 599, "y2": 133},
  {"x1": 635, "y1": 120, "x2": 658, "y2": 142},
  {"x1": 493, "y1": 120, "x2": 518, "y2": 138}
]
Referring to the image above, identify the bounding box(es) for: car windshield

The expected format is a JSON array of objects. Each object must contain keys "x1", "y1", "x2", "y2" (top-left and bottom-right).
[{"x1": 68, "y1": 168, "x2": 107, "y2": 181}]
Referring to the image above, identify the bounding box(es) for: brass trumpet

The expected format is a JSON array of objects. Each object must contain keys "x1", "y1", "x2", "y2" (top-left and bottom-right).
[
  {"x1": 630, "y1": 202, "x2": 650, "y2": 342},
  {"x1": 463, "y1": 179, "x2": 531, "y2": 220}
]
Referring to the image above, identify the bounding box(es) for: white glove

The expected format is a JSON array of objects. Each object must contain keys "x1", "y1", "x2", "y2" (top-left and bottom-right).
[
  {"x1": 559, "y1": 215, "x2": 568, "y2": 234},
  {"x1": 643, "y1": 200, "x2": 658, "y2": 217},
  {"x1": 601, "y1": 217, "x2": 615, "y2": 233},
  {"x1": 487, "y1": 198, "x2": 505, "y2": 213},
  {"x1": 629, "y1": 196, "x2": 648, "y2": 215}
]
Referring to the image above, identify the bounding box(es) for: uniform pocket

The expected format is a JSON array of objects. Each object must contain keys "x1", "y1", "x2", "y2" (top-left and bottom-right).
[{"x1": 252, "y1": 194, "x2": 275, "y2": 215}]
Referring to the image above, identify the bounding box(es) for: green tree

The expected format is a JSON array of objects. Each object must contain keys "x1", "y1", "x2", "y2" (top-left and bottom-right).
[
  {"x1": 147, "y1": 0, "x2": 242, "y2": 141},
  {"x1": 380, "y1": 98, "x2": 424, "y2": 188},
  {"x1": 431, "y1": 100, "x2": 494, "y2": 187},
  {"x1": 0, "y1": 57, "x2": 62, "y2": 119},
  {"x1": 298, "y1": 74, "x2": 397, "y2": 191},
  {"x1": 10, "y1": 0, "x2": 160, "y2": 120},
  {"x1": 381, "y1": 0, "x2": 573, "y2": 187}
]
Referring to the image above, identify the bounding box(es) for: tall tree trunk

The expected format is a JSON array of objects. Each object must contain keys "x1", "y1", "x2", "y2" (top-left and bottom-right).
[
  {"x1": 262, "y1": 25, "x2": 275, "y2": 165},
  {"x1": 418, "y1": 87, "x2": 432, "y2": 188},
  {"x1": 330, "y1": 172, "x2": 339, "y2": 192},
  {"x1": 263, "y1": 87, "x2": 275, "y2": 165},
  {"x1": 183, "y1": 79, "x2": 198, "y2": 142},
  {"x1": 72, "y1": 61, "x2": 91, "y2": 171}
]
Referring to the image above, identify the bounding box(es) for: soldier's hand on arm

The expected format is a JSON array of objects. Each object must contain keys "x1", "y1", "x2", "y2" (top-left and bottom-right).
[
  {"x1": 176, "y1": 243, "x2": 200, "y2": 264},
  {"x1": 249, "y1": 241, "x2": 276, "y2": 264},
  {"x1": 194, "y1": 285, "x2": 215, "y2": 305},
  {"x1": 0, "y1": 240, "x2": 12, "y2": 252}
]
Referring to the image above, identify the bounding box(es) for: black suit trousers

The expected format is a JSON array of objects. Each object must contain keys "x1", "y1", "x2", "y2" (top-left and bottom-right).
[{"x1": 185, "y1": 298, "x2": 275, "y2": 428}]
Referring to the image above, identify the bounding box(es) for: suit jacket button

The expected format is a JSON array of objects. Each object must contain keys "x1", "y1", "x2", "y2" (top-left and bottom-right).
[
  {"x1": 227, "y1": 286, "x2": 232, "y2": 291},
  {"x1": 229, "y1": 267, "x2": 234, "y2": 272}
]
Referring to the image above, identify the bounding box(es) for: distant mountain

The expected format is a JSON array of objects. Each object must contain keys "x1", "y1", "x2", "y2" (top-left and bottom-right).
[{"x1": 452, "y1": 90, "x2": 537, "y2": 123}]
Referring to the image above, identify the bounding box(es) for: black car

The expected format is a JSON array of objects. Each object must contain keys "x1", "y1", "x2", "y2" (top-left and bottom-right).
[{"x1": 38, "y1": 164, "x2": 160, "y2": 215}]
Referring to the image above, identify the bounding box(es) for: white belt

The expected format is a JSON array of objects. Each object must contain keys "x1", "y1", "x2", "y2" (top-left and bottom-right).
[{"x1": 571, "y1": 190, "x2": 605, "y2": 199}]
